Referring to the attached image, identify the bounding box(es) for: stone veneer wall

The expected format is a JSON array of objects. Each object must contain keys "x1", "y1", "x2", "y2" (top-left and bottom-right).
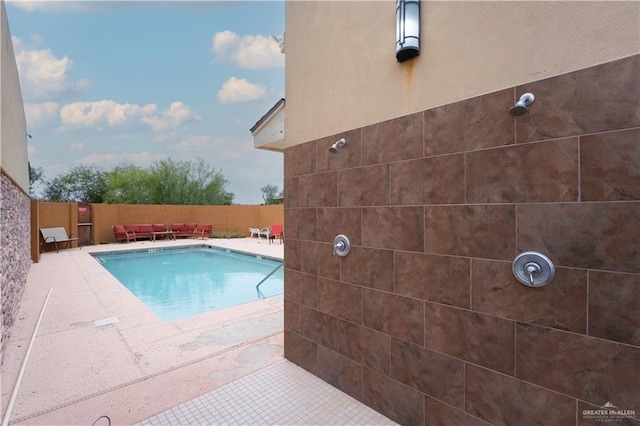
[
  {"x1": 1, "y1": 173, "x2": 32, "y2": 363},
  {"x1": 283, "y1": 54, "x2": 639, "y2": 426}
]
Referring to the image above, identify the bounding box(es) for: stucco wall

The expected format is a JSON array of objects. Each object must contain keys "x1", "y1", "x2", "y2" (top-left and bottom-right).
[
  {"x1": 283, "y1": 55, "x2": 639, "y2": 425},
  {"x1": 0, "y1": 0, "x2": 30, "y2": 365},
  {"x1": 284, "y1": 1, "x2": 640, "y2": 147},
  {"x1": 254, "y1": 103, "x2": 285, "y2": 150},
  {"x1": 0, "y1": 0, "x2": 29, "y2": 190}
]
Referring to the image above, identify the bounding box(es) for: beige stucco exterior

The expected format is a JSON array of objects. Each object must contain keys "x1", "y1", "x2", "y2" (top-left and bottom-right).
[
  {"x1": 251, "y1": 98, "x2": 286, "y2": 152},
  {"x1": 283, "y1": 1, "x2": 640, "y2": 147},
  {"x1": 0, "y1": 0, "x2": 28, "y2": 191}
]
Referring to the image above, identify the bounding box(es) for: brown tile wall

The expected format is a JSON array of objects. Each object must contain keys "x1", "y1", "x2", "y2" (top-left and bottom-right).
[{"x1": 283, "y1": 54, "x2": 640, "y2": 425}]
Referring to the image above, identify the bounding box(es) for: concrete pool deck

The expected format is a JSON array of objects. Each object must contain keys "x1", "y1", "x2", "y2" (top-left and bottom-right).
[{"x1": 1, "y1": 238, "x2": 395, "y2": 425}]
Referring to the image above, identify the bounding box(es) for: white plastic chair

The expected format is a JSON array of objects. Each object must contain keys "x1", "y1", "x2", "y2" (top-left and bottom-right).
[{"x1": 258, "y1": 227, "x2": 271, "y2": 239}]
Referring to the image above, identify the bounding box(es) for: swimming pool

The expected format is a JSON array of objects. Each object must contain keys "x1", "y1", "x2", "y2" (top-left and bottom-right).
[{"x1": 93, "y1": 246, "x2": 283, "y2": 322}]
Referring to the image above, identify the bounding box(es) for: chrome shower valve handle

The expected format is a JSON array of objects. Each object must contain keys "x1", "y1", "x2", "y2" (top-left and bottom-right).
[
  {"x1": 512, "y1": 251, "x2": 555, "y2": 288},
  {"x1": 333, "y1": 235, "x2": 351, "y2": 257},
  {"x1": 524, "y1": 262, "x2": 541, "y2": 286}
]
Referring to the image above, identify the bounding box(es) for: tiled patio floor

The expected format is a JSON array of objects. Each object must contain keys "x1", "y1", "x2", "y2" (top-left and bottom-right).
[
  {"x1": 136, "y1": 360, "x2": 396, "y2": 426},
  {"x1": 1, "y1": 238, "x2": 395, "y2": 425}
]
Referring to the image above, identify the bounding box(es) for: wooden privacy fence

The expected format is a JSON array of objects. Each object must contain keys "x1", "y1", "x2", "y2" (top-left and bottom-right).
[{"x1": 31, "y1": 201, "x2": 284, "y2": 262}]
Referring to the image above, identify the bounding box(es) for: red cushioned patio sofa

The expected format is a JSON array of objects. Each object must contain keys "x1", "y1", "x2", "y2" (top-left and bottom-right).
[
  {"x1": 170, "y1": 223, "x2": 198, "y2": 238},
  {"x1": 114, "y1": 224, "x2": 169, "y2": 242},
  {"x1": 114, "y1": 223, "x2": 211, "y2": 242}
]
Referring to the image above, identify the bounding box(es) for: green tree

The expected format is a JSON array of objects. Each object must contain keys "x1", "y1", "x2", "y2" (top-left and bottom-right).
[
  {"x1": 148, "y1": 158, "x2": 234, "y2": 205},
  {"x1": 103, "y1": 165, "x2": 153, "y2": 204},
  {"x1": 40, "y1": 158, "x2": 232, "y2": 205},
  {"x1": 261, "y1": 184, "x2": 283, "y2": 204},
  {"x1": 28, "y1": 163, "x2": 45, "y2": 198},
  {"x1": 42, "y1": 165, "x2": 107, "y2": 203}
]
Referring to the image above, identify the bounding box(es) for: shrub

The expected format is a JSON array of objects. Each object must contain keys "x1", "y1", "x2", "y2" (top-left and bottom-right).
[{"x1": 211, "y1": 231, "x2": 246, "y2": 239}]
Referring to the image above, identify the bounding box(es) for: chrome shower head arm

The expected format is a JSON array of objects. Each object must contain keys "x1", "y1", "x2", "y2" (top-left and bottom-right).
[
  {"x1": 519, "y1": 92, "x2": 535, "y2": 106},
  {"x1": 328, "y1": 138, "x2": 347, "y2": 153}
]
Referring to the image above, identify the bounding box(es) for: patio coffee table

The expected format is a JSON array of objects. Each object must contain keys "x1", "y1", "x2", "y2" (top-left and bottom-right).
[{"x1": 151, "y1": 231, "x2": 175, "y2": 241}]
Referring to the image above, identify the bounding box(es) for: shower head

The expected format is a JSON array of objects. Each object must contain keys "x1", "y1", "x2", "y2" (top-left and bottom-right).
[
  {"x1": 509, "y1": 93, "x2": 535, "y2": 118},
  {"x1": 328, "y1": 138, "x2": 346, "y2": 153}
]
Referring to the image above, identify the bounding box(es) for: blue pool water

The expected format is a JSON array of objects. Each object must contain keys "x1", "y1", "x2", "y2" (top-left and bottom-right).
[{"x1": 93, "y1": 246, "x2": 283, "y2": 322}]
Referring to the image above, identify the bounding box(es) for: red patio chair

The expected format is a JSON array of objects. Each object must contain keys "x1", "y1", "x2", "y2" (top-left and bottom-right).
[
  {"x1": 113, "y1": 225, "x2": 135, "y2": 243},
  {"x1": 269, "y1": 223, "x2": 284, "y2": 244},
  {"x1": 195, "y1": 223, "x2": 213, "y2": 239}
]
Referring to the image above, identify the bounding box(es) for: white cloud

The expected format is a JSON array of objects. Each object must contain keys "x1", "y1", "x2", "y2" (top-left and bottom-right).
[
  {"x1": 69, "y1": 143, "x2": 84, "y2": 151},
  {"x1": 13, "y1": 36, "x2": 90, "y2": 100},
  {"x1": 212, "y1": 30, "x2": 238, "y2": 57},
  {"x1": 28, "y1": 144, "x2": 36, "y2": 156},
  {"x1": 7, "y1": 1, "x2": 79, "y2": 12},
  {"x1": 7, "y1": 1, "x2": 229, "y2": 12},
  {"x1": 223, "y1": 150, "x2": 242, "y2": 159},
  {"x1": 75, "y1": 152, "x2": 167, "y2": 166},
  {"x1": 24, "y1": 102, "x2": 59, "y2": 126},
  {"x1": 7, "y1": 1, "x2": 139, "y2": 12},
  {"x1": 140, "y1": 101, "x2": 201, "y2": 133},
  {"x1": 151, "y1": 132, "x2": 177, "y2": 142},
  {"x1": 212, "y1": 31, "x2": 284, "y2": 70},
  {"x1": 59, "y1": 100, "x2": 157, "y2": 128},
  {"x1": 59, "y1": 100, "x2": 200, "y2": 138},
  {"x1": 29, "y1": 34, "x2": 45, "y2": 45},
  {"x1": 173, "y1": 135, "x2": 212, "y2": 150},
  {"x1": 217, "y1": 77, "x2": 266, "y2": 104}
]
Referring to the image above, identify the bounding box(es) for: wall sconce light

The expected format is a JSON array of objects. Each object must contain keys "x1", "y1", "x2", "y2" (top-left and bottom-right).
[{"x1": 396, "y1": 0, "x2": 420, "y2": 62}]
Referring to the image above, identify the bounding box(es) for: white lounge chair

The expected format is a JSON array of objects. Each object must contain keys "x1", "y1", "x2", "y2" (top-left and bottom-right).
[
  {"x1": 258, "y1": 227, "x2": 271, "y2": 239},
  {"x1": 249, "y1": 227, "x2": 261, "y2": 238}
]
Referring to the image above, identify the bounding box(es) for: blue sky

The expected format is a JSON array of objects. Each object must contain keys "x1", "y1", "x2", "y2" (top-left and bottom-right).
[{"x1": 6, "y1": 0, "x2": 285, "y2": 204}]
